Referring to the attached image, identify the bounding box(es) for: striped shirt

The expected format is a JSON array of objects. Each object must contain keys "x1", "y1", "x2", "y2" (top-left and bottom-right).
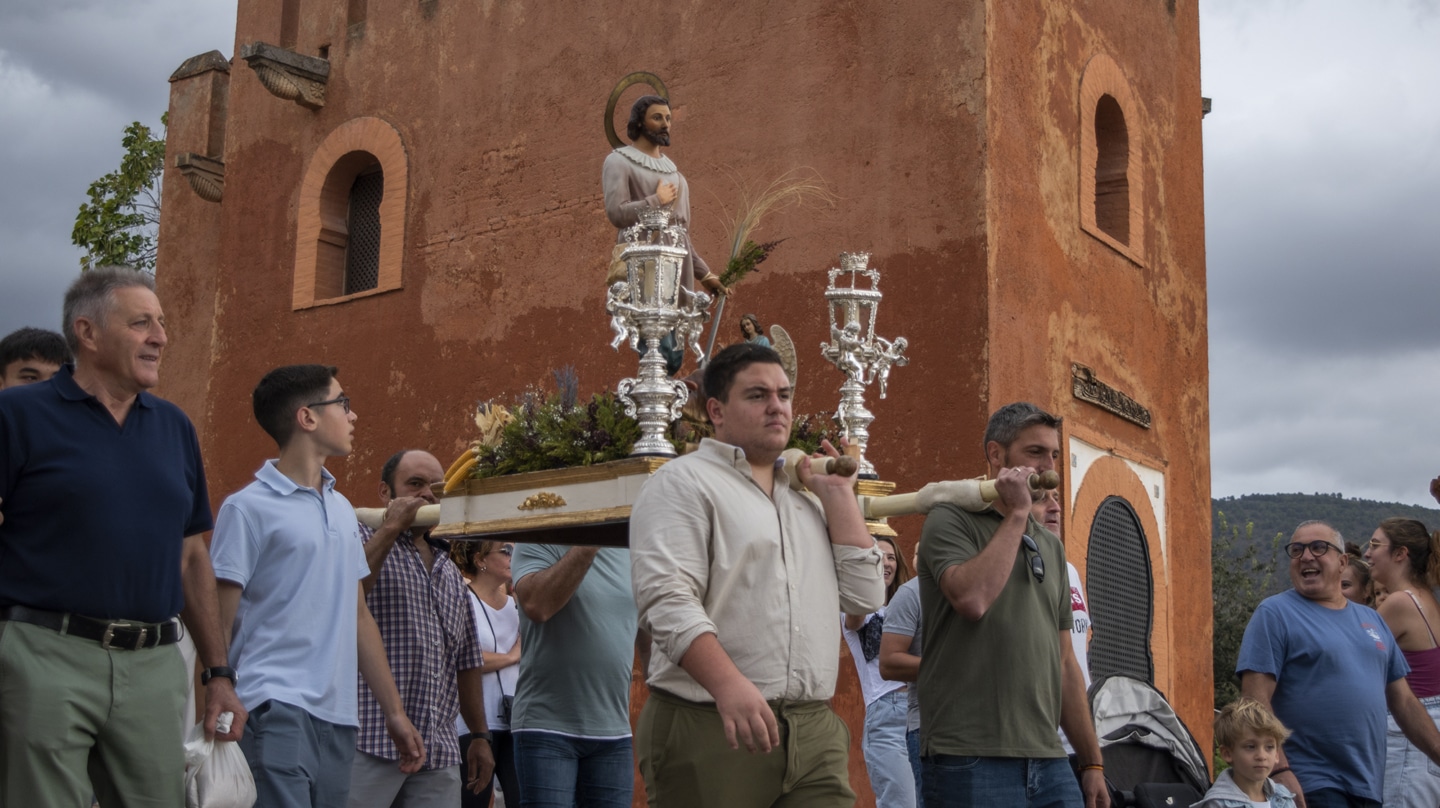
[{"x1": 356, "y1": 525, "x2": 483, "y2": 768}]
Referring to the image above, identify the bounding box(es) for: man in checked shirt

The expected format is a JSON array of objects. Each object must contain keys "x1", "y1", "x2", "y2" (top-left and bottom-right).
[{"x1": 350, "y1": 449, "x2": 495, "y2": 807}]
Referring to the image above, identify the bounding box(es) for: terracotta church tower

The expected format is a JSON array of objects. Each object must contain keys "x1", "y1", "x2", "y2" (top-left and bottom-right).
[{"x1": 157, "y1": 0, "x2": 1212, "y2": 800}]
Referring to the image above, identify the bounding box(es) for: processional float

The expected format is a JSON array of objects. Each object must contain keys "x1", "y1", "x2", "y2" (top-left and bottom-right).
[{"x1": 357, "y1": 213, "x2": 1057, "y2": 542}]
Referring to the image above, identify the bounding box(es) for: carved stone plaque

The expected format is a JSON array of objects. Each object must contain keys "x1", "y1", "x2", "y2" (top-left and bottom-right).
[{"x1": 1071, "y1": 363, "x2": 1152, "y2": 428}]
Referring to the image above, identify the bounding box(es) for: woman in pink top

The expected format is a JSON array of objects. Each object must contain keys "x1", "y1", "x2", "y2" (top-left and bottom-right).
[{"x1": 1366, "y1": 517, "x2": 1440, "y2": 807}]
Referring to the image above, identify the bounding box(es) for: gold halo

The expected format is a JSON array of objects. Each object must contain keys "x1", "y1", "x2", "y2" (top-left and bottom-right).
[{"x1": 605, "y1": 72, "x2": 669, "y2": 149}]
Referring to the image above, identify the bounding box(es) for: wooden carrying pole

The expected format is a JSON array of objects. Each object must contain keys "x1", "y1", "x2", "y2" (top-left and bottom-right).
[
  {"x1": 862, "y1": 470, "x2": 1061, "y2": 519},
  {"x1": 354, "y1": 468, "x2": 1060, "y2": 529}
]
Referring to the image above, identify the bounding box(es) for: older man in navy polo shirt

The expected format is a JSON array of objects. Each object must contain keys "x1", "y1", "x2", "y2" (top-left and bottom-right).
[{"x1": 0, "y1": 267, "x2": 244, "y2": 807}]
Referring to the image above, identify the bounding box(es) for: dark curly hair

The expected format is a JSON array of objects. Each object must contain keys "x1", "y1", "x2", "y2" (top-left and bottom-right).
[{"x1": 626, "y1": 95, "x2": 670, "y2": 142}]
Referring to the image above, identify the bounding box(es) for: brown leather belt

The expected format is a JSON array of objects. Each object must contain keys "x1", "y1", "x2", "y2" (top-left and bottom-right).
[{"x1": 0, "y1": 605, "x2": 180, "y2": 650}]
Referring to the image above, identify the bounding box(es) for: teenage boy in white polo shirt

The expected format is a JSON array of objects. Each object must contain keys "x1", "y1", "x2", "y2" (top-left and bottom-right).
[{"x1": 212, "y1": 365, "x2": 424, "y2": 807}]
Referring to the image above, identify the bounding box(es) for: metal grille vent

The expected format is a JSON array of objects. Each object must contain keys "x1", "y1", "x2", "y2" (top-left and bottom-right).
[
  {"x1": 344, "y1": 169, "x2": 384, "y2": 294},
  {"x1": 1085, "y1": 496, "x2": 1155, "y2": 683}
]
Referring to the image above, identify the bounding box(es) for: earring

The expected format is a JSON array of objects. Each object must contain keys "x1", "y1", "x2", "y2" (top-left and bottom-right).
[{"x1": 480, "y1": 566, "x2": 487, "y2": 572}]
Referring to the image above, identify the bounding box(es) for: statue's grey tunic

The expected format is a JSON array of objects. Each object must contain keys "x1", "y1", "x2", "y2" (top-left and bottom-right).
[{"x1": 602, "y1": 146, "x2": 710, "y2": 286}]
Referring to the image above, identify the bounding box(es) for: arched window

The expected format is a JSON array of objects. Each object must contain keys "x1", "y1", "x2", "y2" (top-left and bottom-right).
[
  {"x1": 1079, "y1": 54, "x2": 1144, "y2": 265},
  {"x1": 1093, "y1": 95, "x2": 1129, "y2": 244},
  {"x1": 293, "y1": 117, "x2": 407, "y2": 309},
  {"x1": 1086, "y1": 495, "x2": 1155, "y2": 683}
]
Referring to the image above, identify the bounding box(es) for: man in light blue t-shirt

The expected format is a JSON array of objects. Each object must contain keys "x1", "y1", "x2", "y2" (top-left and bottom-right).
[
  {"x1": 511, "y1": 543, "x2": 639, "y2": 808},
  {"x1": 213, "y1": 365, "x2": 424, "y2": 807},
  {"x1": 1238, "y1": 520, "x2": 1440, "y2": 808}
]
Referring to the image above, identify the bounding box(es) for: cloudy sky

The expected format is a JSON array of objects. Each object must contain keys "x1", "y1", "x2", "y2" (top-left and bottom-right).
[{"x1": 0, "y1": 0, "x2": 1435, "y2": 506}]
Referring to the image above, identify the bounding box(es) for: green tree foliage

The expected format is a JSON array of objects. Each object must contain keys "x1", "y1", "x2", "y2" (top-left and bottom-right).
[
  {"x1": 1211, "y1": 510, "x2": 1283, "y2": 708},
  {"x1": 72, "y1": 118, "x2": 166, "y2": 272}
]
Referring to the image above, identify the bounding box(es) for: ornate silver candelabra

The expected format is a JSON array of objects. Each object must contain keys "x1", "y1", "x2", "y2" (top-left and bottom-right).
[
  {"x1": 607, "y1": 208, "x2": 711, "y2": 457},
  {"x1": 819, "y1": 252, "x2": 909, "y2": 477}
]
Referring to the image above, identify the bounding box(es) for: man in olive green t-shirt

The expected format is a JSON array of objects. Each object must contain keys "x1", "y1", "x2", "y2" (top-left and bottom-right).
[{"x1": 915, "y1": 402, "x2": 1109, "y2": 808}]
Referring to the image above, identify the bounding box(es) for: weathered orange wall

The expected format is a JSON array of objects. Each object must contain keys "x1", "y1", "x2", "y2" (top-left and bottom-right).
[
  {"x1": 980, "y1": 0, "x2": 1213, "y2": 755},
  {"x1": 156, "y1": 0, "x2": 1211, "y2": 801}
]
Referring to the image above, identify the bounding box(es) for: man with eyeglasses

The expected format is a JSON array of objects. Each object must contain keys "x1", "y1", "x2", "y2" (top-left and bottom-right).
[
  {"x1": 1238, "y1": 520, "x2": 1440, "y2": 808},
  {"x1": 914, "y1": 402, "x2": 1107, "y2": 808},
  {"x1": 348, "y1": 449, "x2": 495, "y2": 808},
  {"x1": 211, "y1": 365, "x2": 426, "y2": 806}
]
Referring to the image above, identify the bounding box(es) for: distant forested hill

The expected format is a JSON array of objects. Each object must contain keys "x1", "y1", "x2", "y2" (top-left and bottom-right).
[{"x1": 1212, "y1": 492, "x2": 1440, "y2": 551}]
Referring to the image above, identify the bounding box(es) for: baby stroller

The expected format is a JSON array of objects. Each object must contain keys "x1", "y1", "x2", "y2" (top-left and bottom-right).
[{"x1": 1089, "y1": 675, "x2": 1210, "y2": 807}]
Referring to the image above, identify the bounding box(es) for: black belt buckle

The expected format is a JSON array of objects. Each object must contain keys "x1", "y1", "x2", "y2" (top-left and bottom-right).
[{"x1": 100, "y1": 622, "x2": 151, "y2": 651}]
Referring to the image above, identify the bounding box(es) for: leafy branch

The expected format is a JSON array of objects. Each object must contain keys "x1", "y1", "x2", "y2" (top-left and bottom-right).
[{"x1": 72, "y1": 118, "x2": 166, "y2": 272}]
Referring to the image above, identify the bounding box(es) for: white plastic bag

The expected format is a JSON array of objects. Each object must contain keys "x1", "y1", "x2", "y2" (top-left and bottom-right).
[{"x1": 183, "y1": 712, "x2": 257, "y2": 808}]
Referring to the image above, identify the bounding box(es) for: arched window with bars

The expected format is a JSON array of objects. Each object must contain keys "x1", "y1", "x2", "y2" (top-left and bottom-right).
[{"x1": 293, "y1": 117, "x2": 407, "y2": 309}]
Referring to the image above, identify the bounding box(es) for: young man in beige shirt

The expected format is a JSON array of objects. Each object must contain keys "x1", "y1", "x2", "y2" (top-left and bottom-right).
[{"x1": 630, "y1": 342, "x2": 885, "y2": 807}]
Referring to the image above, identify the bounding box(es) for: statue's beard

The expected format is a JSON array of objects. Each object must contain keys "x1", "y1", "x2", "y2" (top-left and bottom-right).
[{"x1": 643, "y1": 128, "x2": 671, "y2": 147}]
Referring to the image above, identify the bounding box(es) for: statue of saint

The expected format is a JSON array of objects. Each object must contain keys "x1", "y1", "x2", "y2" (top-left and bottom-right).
[{"x1": 602, "y1": 95, "x2": 727, "y2": 299}]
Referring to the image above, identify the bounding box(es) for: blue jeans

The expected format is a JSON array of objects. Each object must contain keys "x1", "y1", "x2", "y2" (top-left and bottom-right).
[
  {"x1": 922, "y1": 755, "x2": 1081, "y2": 808},
  {"x1": 513, "y1": 731, "x2": 633, "y2": 808},
  {"x1": 863, "y1": 690, "x2": 916, "y2": 808},
  {"x1": 1305, "y1": 789, "x2": 1380, "y2": 808},
  {"x1": 907, "y1": 728, "x2": 924, "y2": 808}
]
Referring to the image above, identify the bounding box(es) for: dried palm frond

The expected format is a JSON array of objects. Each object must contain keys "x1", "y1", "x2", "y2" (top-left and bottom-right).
[{"x1": 713, "y1": 167, "x2": 838, "y2": 283}]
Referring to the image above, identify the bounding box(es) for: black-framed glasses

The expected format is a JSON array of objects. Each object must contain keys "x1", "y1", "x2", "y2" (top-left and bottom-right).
[
  {"x1": 306, "y1": 394, "x2": 351, "y2": 414},
  {"x1": 1285, "y1": 540, "x2": 1338, "y2": 559},
  {"x1": 495, "y1": 545, "x2": 513, "y2": 557},
  {"x1": 1020, "y1": 534, "x2": 1046, "y2": 583}
]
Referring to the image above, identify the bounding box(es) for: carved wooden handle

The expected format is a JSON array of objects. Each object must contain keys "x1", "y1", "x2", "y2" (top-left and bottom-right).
[
  {"x1": 977, "y1": 469, "x2": 1062, "y2": 501},
  {"x1": 779, "y1": 449, "x2": 860, "y2": 491}
]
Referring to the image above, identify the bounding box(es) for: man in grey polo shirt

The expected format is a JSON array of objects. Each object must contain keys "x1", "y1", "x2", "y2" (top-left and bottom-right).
[{"x1": 510, "y1": 542, "x2": 638, "y2": 808}]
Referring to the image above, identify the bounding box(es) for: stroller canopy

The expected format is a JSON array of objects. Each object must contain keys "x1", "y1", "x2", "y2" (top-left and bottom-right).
[{"x1": 1090, "y1": 674, "x2": 1211, "y2": 797}]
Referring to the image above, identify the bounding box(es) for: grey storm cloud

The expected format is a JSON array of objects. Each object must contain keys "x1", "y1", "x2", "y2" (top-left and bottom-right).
[
  {"x1": 0, "y1": 0, "x2": 1434, "y2": 507},
  {"x1": 0, "y1": 0, "x2": 235, "y2": 336},
  {"x1": 1201, "y1": 0, "x2": 1440, "y2": 507},
  {"x1": 0, "y1": 0, "x2": 233, "y2": 113}
]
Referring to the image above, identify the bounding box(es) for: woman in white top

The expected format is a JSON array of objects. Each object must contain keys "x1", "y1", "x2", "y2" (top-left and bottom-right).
[
  {"x1": 842, "y1": 536, "x2": 917, "y2": 808},
  {"x1": 454, "y1": 540, "x2": 521, "y2": 808}
]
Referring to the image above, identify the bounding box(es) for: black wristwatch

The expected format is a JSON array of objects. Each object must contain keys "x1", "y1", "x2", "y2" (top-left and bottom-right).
[
  {"x1": 467, "y1": 730, "x2": 494, "y2": 745},
  {"x1": 201, "y1": 666, "x2": 237, "y2": 685}
]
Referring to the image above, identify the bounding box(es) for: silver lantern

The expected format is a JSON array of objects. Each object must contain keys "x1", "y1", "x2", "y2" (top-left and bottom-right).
[
  {"x1": 606, "y1": 208, "x2": 711, "y2": 457},
  {"x1": 819, "y1": 252, "x2": 908, "y2": 477}
]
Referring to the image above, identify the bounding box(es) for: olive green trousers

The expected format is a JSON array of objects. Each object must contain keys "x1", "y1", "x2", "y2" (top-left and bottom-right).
[
  {"x1": 0, "y1": 619, "x2": 186, "y2": 808},
  {"x1": 637, "y1": 688, "x2": 855, "y2": 808}
]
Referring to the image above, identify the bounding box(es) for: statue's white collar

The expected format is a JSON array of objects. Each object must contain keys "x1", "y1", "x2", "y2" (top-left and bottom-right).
[{"x1": 616, "y1": 145, "x2": 676, "y2": 174}]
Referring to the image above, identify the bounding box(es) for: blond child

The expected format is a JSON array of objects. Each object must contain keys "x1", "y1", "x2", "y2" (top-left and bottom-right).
[{"x1": 1193, "y1": 699, "x2": 1296, "y2": 808}]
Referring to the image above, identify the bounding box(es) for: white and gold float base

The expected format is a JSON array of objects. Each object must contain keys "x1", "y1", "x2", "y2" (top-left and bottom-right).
[{"x1": 429, "y1": 458, "x2": 668, "y2": 547}]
